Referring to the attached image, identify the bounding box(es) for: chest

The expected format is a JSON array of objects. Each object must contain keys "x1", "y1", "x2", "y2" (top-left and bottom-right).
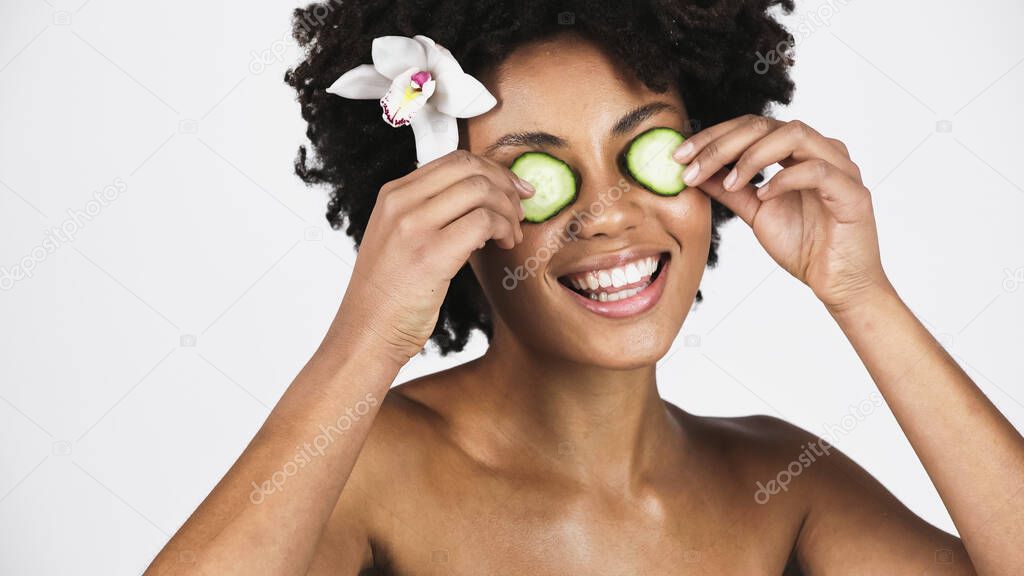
[{"x1": 367, "y1": 473, "x2": 802, "y2": 575}]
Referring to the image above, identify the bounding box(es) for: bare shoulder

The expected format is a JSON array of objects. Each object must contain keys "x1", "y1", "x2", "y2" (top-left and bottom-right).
[
  {"x1": 313, "y1": 368, "x2": 467, "y2": 571},
  {"x1": 678, "y1": 409, "x2": 972, "y2": 573},
  {"x1": 342, "y1": 362, "x2": 504, "y2": 503},
  {"x1": 684, "y1": 412, "x2": 821, "y2": 457},
  {"x1": 351, "y1": 367, "x2": 466, "y2": 481},
  {"x1": 677, "y1": 410, "x2": 832, "y2": 492}
]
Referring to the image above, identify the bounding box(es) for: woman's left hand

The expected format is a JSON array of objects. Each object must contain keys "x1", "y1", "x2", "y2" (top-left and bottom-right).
[{"x1": 673, "y1": 115, "x2": 895, "y2": 313}]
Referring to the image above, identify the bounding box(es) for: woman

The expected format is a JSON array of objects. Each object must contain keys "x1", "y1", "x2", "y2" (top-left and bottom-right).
[{"x1": 147, "y1": 1, "x2": 1022, "y2": 573}]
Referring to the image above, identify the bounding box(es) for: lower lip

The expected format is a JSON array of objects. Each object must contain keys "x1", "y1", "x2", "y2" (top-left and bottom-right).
[{"x1": 562, "y1": 258, "x2": 670, "y2": 319}]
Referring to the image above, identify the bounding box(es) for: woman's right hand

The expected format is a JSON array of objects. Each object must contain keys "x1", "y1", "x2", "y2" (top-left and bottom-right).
[{"x1": 332, "y1": 149, "x2": 534, "y2": 365}]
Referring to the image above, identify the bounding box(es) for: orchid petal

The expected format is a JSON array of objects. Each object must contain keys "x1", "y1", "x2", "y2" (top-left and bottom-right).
[
  {"x1": 431, "y1": 72, "x2": 497, "y2": 118},
  {"x1": 411, "y1": 35, "x2": 496, "y2": 117},
  {"x1": 332, "y1": 34, "x2": 498, "y2": 166},
  {"x1": 326, "y1": 64, "x2": 389, "y2": 99},
  {"x1": 379, "y1": 67, "x2": 436, "y2": 127},
  {"x1": 372, "y1": 36, "x2": 427, "y2": 79},
  {"x1": 409, "y1": 104, "x2": 458, "y2": 166},
  {"x1": 414, "y1": 35, "x2": 462, "y2": 74}
]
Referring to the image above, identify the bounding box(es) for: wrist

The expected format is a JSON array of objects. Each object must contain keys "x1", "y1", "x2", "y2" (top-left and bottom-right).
[
  {"x1": 824, "y1": 277, "x2": 902, "y2": 325},
  {"x1": 321, "y1": 315, "x2": 413, "y2": 373},
  {"x1": 323, "y1": 292, "x2": 425, "y2": 371},
  {"x1": 300, "y1": 326, "x2": 404, "y2": 408}
]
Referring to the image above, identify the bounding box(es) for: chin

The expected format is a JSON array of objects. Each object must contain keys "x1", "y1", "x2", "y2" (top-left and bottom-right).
[
  {"x1": 570, "y1": 327, "x2": 678, "y2": 370},
  {"x1": 498, "y1": 282, "x2": 694, "y2": 372}
]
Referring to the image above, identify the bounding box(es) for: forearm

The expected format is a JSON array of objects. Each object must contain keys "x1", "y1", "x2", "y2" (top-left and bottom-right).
[
  {"x1": 828, "y1": 283, "x2": 1024, "y2": 572},
  {"x1": 146, "y1": 314, "x2": 402, "y2": 576}
]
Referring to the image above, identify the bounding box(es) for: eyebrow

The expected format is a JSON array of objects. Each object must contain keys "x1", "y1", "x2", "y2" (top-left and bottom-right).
[
  {"x1": 483, "y1": 101, "x2": 678, "y2": 156},
  {"x1": 611, "y1": 101, "x2": 677, "y2": 136},
  {"x1": 485, "y1": 131, "x2": 567, "y2": 155}
]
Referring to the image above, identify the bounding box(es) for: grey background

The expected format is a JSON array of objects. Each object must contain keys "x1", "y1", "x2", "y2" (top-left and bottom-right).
[{"x1": 1, "y1": 0, "x2": 1022, "y2": 573}]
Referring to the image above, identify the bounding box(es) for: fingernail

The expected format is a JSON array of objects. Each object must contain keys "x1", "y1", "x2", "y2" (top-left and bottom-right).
[
  {"x1": 518, "y1": 201, "x2": 525, "y2": 220},
  {"x1": 515, "y1": 176, "x2": 535, "y2": 195},
  {"x1": 723, "y1": 169, "x2": 737, "y2": 190},
  {"x1": 682, "y1": 162, "x2": 700, "y2": 185},
  {"x1": 757, "y1": 182, "x2": 769, "y2": 199},
  {"x1": 674, "y1": 142, "x2": 693, "y2": 161}
]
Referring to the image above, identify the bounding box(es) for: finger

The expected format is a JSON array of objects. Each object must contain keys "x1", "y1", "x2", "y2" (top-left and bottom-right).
[
  {"x1": 373, "y1": 146, "x2": 460, "y2": 193},
  {"x1": 438, "y1": 206, "x2": 518, "y2": 258},
  {"x1": 383, "y1": 150, "x2": 533, "y2": 213},
  {"x1": 419, "y1": 152, "x2": 530, "y2": 227},
  {"x1": 759, "y1": 159, "x2": 870, "y2": 224},
  {"x1": 682, "y1": 117, "x2": 786, "y2": 189},
  {"x1": 417, "y1": 174, "x2": 524, "y2": 239},
  {"x1": 698, "y1": 169, "x2": 762, "y2": 228},
  {"x1": 826, "y1": 137, "x2": 851, "y2": 159},
  {"x1": 411, "y1": 150, "x2": 534, "y2": 200},
  {"x1": 672, "y1": 114, "x2": 782, "y2": 164},
  {"x1": 727, "y1": 121, "x2": 861, "y2": 191}
]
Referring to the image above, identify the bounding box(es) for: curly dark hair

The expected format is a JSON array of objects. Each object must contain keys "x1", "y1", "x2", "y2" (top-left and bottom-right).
[{"x1": 285, "y1": 0, "x2": 796, "y2": 355}]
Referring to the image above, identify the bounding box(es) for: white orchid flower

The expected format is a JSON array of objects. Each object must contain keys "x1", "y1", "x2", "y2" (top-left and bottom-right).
[{"x1": 327, "y1": 34, "x2": 498, "y2": 166}]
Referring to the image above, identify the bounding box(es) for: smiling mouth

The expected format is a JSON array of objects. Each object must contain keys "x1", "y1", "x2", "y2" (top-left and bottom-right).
[{"x1": 557, "y1": 252, "x2": 669, "y2": 302}]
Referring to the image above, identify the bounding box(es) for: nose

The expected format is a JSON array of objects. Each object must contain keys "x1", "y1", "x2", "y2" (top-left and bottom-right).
[{"x1": 567, "y1": 170, "x2": 643, "y2": 239}]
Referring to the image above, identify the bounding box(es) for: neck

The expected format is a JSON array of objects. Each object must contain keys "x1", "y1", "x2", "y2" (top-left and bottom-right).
[{"x1": 461, "y1": 317, "x2": 684, "y2": 487}]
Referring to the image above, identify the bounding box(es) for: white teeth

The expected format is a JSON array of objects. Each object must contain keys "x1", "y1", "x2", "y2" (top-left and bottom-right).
[
  {"x1": 593, "y1": 285, "x2": 645, "y2": 302},
  {"x1": 625, "y1": 262, "x2": 641, "y2": 284},
  {"x1": 617, "y1": 286, "x2": 643, "y2": 301},
  {"x1": 641, "y1": 257, "x2": 653, "y2": 276},
  {"x1": 565, "y1": 254, "x2": 664, "y2": 299},
  {"x1": 587, "y1": 284, "x2": 645, "y2": 302},
  {"x1": 610, "y1": 268, "x2": 627, "y2": 288}
]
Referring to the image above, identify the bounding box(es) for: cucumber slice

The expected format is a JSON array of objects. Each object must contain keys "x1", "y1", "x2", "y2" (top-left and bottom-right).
[
  {"x1": 510, "y1": 151, "x2": 578, "y2": 223},
  {"x1": 625, "y1": 127, "x2": 687, "y2": 196}
]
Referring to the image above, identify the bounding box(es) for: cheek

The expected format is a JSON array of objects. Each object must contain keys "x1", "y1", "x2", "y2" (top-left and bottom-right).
[
  {"x1": 468, "y1": 232, "x2": 550, "y2": 306},
  {"x1": 659, "y1": 191, "x2": 712, "y2": 263}
]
